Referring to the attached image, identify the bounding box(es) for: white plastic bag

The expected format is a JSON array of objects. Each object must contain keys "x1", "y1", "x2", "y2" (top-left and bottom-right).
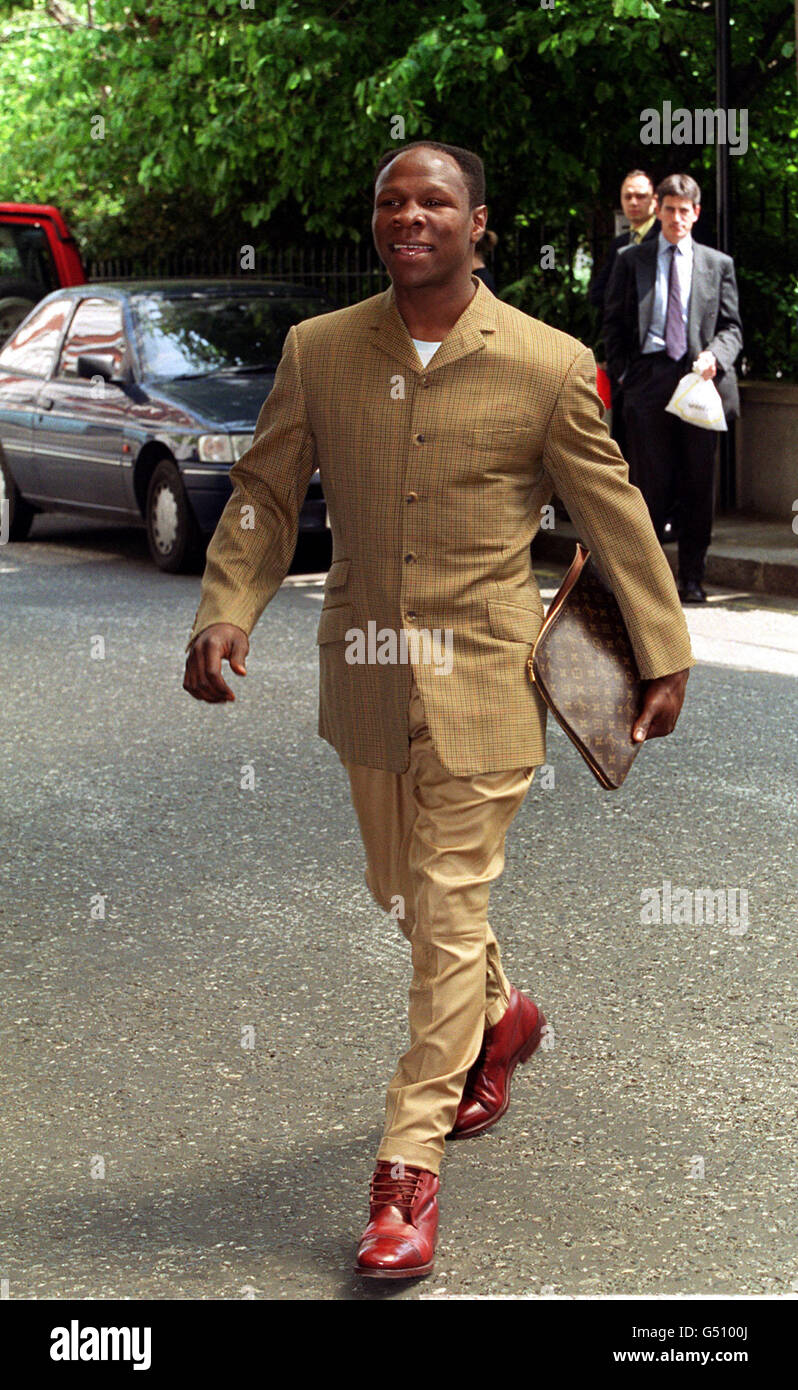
[{"x1": 664, "y1": 371, "x2": 727, "y2": 431}]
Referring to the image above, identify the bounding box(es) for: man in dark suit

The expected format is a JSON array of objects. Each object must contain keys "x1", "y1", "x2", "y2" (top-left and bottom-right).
[
  {"x1": 589, "y1": 169, "x2": 659, "y2": 317},
  {"x1": 602, "y1": 172, "x2": 743, "y2": 603},
  {"x1": 590, "y1": 170, "x2": 659, "y2": 454}
]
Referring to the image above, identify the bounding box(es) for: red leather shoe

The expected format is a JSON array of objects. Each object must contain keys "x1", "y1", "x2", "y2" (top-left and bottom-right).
[
  {"x1": 355, "y1": 1161, "x2": 439, "y2": 1279},
  {"x1": 448, "y1": 986, "x2": 546, "y2": 1140}
]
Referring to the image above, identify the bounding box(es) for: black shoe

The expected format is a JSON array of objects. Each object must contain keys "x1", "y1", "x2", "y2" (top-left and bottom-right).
[{"x1": 678, "y1": 581, "x2": 706, "y2": 604}]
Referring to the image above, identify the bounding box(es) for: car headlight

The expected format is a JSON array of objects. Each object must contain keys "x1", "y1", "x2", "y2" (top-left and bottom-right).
[
  {"x1": 230, "y1": 433, "x2": 254, "y2": 459},
  {"x1": 197, "y1": 433, "x2": 254, "y2": 464},
  {"x1": 198, "y1": 434, "x2": 233, "y2": 463}
]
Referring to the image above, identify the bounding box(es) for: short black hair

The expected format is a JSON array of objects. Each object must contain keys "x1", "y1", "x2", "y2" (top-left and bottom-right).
[{"x1": 374, "y1": 141, "x2": 486, "y2": 208}]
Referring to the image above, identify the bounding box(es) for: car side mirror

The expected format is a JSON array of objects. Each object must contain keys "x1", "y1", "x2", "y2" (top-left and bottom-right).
[{"x1": 77, "y1": 354, "x2": 132, "y2": 385}]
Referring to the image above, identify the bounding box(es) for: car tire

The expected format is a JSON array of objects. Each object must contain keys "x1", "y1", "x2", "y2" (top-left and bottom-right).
[
  {"x1": 145, "y1": 458, "x2": 203, "y2": 573},
  {"x1": 0, "y1": 443, "x2": 36, "y2": 540}
]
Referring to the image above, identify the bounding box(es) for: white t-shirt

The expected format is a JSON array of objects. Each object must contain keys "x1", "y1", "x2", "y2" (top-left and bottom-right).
[{"x1": 412, "y1": 338, "x2": 442, "y2": 368}]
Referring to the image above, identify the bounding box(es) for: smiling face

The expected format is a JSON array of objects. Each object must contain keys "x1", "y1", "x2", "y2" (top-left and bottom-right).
[
  {"x1": 659, "y1": 195, "x2": 700, "y2": 244},
  {"x1": 372, "y1": 147, "x2": 487, "y2": 290}
]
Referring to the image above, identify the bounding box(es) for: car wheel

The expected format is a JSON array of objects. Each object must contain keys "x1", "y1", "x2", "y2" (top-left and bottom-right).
[
  {"x1": 0, "y1": 444, "x2": 36, "y2": 540},
  {"x1": 145, "y1": 458, "x2": 203, "y2": 573}
]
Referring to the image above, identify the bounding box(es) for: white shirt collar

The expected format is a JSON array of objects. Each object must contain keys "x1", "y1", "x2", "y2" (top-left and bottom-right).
[{"x1": 658, "y1": 230, "x2": 693, "y2": 256}]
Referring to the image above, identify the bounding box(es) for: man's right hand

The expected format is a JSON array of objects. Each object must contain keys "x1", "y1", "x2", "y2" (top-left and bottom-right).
[{"x1": 183, "y1": 624, "x2": 249, "y2": 703}]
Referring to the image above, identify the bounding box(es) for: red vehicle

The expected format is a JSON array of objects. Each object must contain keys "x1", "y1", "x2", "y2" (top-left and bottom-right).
[
  {"x1": 0, "y1": 203, "x2": 85, "y2": 346},
  {"x1": 595, "y1": 363, "x2": 612, "y2": 411}
]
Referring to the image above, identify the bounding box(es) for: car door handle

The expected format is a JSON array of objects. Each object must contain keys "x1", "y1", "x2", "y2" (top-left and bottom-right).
[{"x1": 38, "y1": 397, "x2": 54, "y2": 410}]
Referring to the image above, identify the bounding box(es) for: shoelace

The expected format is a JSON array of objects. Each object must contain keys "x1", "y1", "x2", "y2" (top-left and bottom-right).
[{"x1": 369, "y1": 1167, "x2": 424, "y2": 1213}]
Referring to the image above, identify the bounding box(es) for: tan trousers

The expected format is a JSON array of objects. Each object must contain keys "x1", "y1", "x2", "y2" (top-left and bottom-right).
[{"x1": 343, "y1": 671, "x2": 535, "y2": 1176}]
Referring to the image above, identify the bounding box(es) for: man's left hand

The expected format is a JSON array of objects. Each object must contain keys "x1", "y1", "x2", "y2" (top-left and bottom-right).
[
  {"x1": 692, "y1": 351, "x2": 717, "y2": 380},
  {"x1": 633, "y1": 668, "x2": 690, "y2": 742}
]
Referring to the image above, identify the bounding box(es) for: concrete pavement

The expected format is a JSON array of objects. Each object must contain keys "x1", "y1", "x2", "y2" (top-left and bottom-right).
[
  {"x1": 1, "y1": 517, "x2": 797, "y2": 1300},
  {"x1": 534, "y1": 514, "x2": 798, "y2": 598}
]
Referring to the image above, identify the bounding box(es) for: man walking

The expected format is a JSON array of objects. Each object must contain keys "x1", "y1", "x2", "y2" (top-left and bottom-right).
[
  {"x1": 590, "y1": 169, "x2": 659, "y2": 456},
  {"x1": 589, "y1": 168, "x2": 658, "y2": 319},
  {"x1": 602, "y1": 172, "x2": 743, "y2": 603},
  {"x1": 183, "y1": 142, "x2": 693, "y2": 1279}
]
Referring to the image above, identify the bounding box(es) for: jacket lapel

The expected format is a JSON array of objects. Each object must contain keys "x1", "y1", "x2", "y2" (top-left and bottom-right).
[
  {"x1": 687, "y1": 242, "x2": 708, "y2": 353},
  {"x1": 634, "y1": 237, "x2": 659, "y2": 348},
  {"x1": 366, "y1": 274, "x2": 497, "y2": 374}
]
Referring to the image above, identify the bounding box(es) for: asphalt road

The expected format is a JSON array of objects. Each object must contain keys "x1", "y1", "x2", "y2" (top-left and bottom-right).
[{"x1": 1, "y1": 516, "x2": 797, "y2": 1301}]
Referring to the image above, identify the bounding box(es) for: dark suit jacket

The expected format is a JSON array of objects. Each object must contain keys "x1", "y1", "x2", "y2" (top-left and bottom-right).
[
  {"x1": 473, "y1": 265, "x2": 496, "y2": 294},
  {"x1": 602, "y1": 236, "x2": 743, "y2": 419},
  {"x1": 589, "y1": 222, "x2": 659, "y2": 314}
]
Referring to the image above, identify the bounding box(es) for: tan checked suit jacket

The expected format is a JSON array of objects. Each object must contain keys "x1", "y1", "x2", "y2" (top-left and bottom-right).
[{"x1": 186, "y1": 275, "x2": 694, "y2": 775}]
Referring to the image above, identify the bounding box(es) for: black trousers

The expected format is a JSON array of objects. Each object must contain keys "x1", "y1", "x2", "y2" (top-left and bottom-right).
[
  {"x1": 621, "y1": 351, "x2": 717, "y2": 585},
  {"x1": 608, "y1": 375, "x2": 627, "y2": 456}
]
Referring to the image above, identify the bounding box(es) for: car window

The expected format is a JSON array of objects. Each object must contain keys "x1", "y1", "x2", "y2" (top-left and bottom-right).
[
  {"x1": 0, "y1": 296, "x2": 74, "y2": 376},
  {"x1": 0, "y1": 223, "x2": 58, "y2": 295},
  {"x1": 57, "y1": 296, "x2": 127, "y2": 378},
  {"x1": 131, "y1": 293, "x2": 327, "y2": 379}
]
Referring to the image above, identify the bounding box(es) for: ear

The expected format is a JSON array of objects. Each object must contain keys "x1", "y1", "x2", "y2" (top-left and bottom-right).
[{"x1": 471, "y1": 204, "x2": 488, "y2": 241}]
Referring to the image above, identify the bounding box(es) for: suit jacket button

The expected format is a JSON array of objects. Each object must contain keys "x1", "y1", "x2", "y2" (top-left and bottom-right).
[
  {"x1": 406, "y1": 491, "x2": 418, "y2": 503},
  {"x1": 404, "y1": 552, "x2": 416, "y2": 563},
  {"x1": 413, "y1": 432, "x2": 425, "y2": 444}
]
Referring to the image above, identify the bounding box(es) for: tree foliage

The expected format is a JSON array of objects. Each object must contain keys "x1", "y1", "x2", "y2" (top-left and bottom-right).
[{"x1": 0, "y1": 0, "x2": 795, "y2": 372}]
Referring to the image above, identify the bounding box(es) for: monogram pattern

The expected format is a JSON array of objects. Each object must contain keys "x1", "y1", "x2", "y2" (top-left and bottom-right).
[{"x1": 529, "y1": 546, "x2": 645, "y2": 790}]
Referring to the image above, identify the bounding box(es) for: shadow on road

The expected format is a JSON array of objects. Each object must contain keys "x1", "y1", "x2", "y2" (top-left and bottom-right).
[
  {"x1": 22, "y1": 514, "x2": 332, "y2": 577},
  {"x1": 7, "y1": 1131, "x2": 421, "y2": 1301}
]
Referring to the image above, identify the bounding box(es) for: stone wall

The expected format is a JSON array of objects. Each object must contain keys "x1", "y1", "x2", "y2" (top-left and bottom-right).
[{"x1": 736, "y1": 383, "x2": 798, "y2": 520}]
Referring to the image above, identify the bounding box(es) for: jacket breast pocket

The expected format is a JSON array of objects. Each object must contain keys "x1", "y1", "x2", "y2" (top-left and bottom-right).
[
  {"x1": 316, "y1": 604, "x2": 354, "y2": 644},
  {"x1": 487, "y1": 598, "x2": 543, "y2": 644},
  {"x1": 470, "y1": 425, "x2": 529, "y2": 455}
]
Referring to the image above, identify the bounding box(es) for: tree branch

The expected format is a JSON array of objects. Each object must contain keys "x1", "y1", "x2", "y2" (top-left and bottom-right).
[
  {"x1": 44, "y1": 0, "x2": 84, "y2": 29},
  {"x1": 733, "y1": 6, "x2": 793, "y2": 102}
]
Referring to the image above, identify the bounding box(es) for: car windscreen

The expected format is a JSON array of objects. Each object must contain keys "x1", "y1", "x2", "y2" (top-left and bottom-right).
[{"x1": 131, "y1": 293, "x2": 327, "y2": 380}]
